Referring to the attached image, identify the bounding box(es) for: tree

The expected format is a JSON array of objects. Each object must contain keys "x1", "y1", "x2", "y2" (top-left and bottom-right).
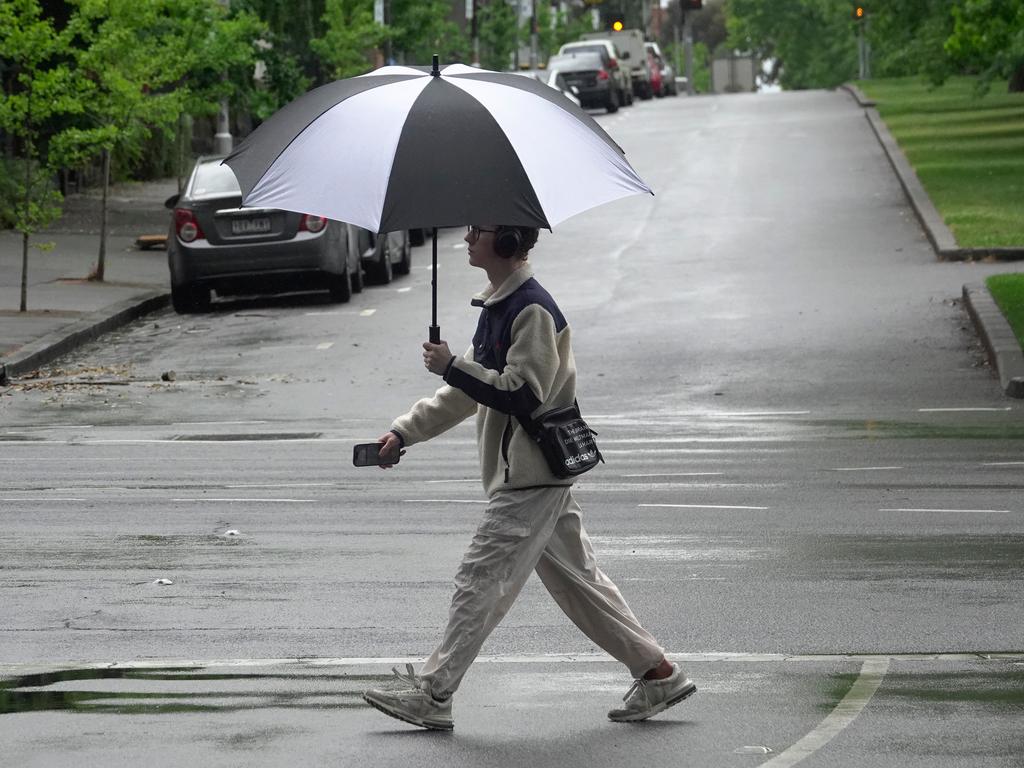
[
  {"x1": 864, "y1": 0, "x2": 958, "y2": 83},
  {"x1": 478, "y1": 0, "x2": 518, "y2": 71},
  {"x1": 390, "y1": 0, "x2": 469, "y2": 66},
  {"x1": 945, "y1": 0, "x2": 1024, "y2": 92},
  {"x1": 727, "y1": 0, "x2": 858, "y2": 89},
  {"x1": 54, "y1": 0, "x2": 260, "y2": 281},
  {"x1": 0, "y1": 0, "x2": 86, "y2": 311},
  {"x1": 311, "y1": 0, "x2": 386, "y2": 79}
]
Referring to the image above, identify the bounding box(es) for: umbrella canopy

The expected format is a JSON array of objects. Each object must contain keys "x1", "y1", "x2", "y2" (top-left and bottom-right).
[{"x1": 223, "y1": 61, "x2": 652, "y2": 233}]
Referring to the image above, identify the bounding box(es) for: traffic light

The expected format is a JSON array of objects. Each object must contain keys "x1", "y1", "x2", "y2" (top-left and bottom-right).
[{"x1": 853, "y1": 5, "x2": 866, "y2": 20}]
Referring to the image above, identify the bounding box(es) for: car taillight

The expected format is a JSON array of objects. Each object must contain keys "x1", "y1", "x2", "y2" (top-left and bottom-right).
[
  {"x1": 597, "y1": 68, "x2": 609, "y2": 81},
  {"x1": 609, "y1": 58, "x2": 618, "y2": 69},
  {"x1": 300, "y1": 214, "x2": 327, "y2": 233},
  {"x1": 175, "y1": 208, "x2": 204, "y2": 243}
]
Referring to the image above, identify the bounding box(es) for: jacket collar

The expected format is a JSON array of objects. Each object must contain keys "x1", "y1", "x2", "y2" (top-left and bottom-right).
[{"x1": 472, "y1": 262, "x2": 534, "y2": 307}]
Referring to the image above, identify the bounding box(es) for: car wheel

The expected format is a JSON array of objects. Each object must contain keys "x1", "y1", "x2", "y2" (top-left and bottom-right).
[
  {"x1": 327, "y1": 267, "x2": 352, "y2": 303},
  {"x1": 171, "y1": 283, "x2": 210, "y2": 314},
  {"x1": 606, "y1": 88, "x2": 619, "y2": 114},
  {"x1": 365, "y1": 236, "x2": 393, "y2": 285},
  {"x1": 394, "y1": 230, "x2": 411, "y2": 276},
  {"x1": 409, "y1": 228, "x2": 426, "y2": 247}
]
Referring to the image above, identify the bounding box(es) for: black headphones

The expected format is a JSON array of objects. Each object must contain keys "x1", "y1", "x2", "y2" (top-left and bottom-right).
[{"x1": 494, "y1": 226, "x2": 523, "y2": 259}]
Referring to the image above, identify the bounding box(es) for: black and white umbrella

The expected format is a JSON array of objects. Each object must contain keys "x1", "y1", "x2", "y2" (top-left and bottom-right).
[{"x1": 223, "y1": 57, "x2": 652, "y2": 340}]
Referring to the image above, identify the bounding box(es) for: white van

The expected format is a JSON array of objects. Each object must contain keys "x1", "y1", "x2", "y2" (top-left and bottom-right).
[{"x1": 581, "y1": 29, "x2": 652, "y2": 100}]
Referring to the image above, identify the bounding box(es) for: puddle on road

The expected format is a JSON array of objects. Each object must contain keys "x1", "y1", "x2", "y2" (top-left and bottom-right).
[{"x1": 0, "y1": 667, "x2": 388, "y2": 715}]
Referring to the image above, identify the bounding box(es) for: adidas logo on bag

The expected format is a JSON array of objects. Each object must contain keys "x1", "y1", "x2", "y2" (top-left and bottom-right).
[{"x1": 565, "y1": 451, "x2": 597, "y2": 467}]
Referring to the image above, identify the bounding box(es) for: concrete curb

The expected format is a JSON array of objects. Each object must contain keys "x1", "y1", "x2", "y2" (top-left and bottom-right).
[
  {"x1": 843, "y1": 83, "x2": 1024, "y2": 263},
  {"x1": 962, "y1": 283, "x2": 1024, "y2": 398},
  {"x1": 0, "y1": 290, "x2": 169, "y2": 381}
]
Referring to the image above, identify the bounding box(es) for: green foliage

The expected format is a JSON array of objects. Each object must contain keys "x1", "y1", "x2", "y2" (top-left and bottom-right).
[
  {"x1": 390, "y1": 0, "x2": 468, "y2": 65},
  {"x1": 727, "y1": 0, "x2": 857, "y2": 89},
  {"x1": 865, "y1": 0, "x2": 958, "y2": 83},
  {"x1": 945, "y1": 0, "x2": 1024, "y2": 92},
  {"x1": 478, "y1": 0, "x2": 518, "y2": 71},
  {"x1": 0, "y1": 0, "x2": 82, "y2": 234},
  {"x1": 311, "y1": 0, "x2": 386, "y2": 79}
]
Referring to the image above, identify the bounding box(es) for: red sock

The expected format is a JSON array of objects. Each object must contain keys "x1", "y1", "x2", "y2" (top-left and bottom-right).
[{"x1": 644, "y1": 659, "x2": 674, "y2": 680}]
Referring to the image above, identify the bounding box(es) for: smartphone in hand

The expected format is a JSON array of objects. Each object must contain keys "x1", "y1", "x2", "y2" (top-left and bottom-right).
[{"x1": 353, "y1": 442, "x2": 399, "y2": 467}]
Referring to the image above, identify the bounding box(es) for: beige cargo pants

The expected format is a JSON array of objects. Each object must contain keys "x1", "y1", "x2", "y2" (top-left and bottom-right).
[{"x1": 418, "y1": 485, "x2": 666, "y2": 697}]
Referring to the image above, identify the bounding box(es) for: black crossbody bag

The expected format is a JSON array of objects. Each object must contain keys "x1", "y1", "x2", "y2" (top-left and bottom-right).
[{"x1": 516, "y1": 400, "x2": 604, "y2": 478}]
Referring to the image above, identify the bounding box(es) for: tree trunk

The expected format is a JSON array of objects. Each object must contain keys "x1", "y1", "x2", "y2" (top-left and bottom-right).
[
  {"x1": 1009, "y1": 61, "x2": 1024, "y2": 93},
  {"x1": 95, "y1": 147, "x2": 109, "y2": 282},
  {"x1": 20, "y1": 86, "x2": 33, "y2": 313}
]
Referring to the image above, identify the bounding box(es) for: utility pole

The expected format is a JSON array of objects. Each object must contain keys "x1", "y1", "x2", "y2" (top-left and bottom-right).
[{"x1": 529, "y1": 0, "x2": 538, "y2": 69}]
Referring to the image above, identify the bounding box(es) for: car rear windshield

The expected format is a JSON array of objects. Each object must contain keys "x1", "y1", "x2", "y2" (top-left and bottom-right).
[
  {"x1": 190, "y1": 161, "x2": 241, "y2": 199},
  {"x1": 564, "y1": 44, "x2": 607, "y2": 59}
]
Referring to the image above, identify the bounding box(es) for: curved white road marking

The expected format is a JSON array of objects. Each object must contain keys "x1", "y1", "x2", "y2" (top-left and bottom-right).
[{"x1": 759, "y1": 657, "x2": 889, "y2": 768}]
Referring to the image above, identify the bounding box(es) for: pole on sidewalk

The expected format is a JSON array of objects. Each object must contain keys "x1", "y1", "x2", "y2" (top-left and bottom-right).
[{"x1": 684, "y1": 9, "x2": 694, "y2": 96}]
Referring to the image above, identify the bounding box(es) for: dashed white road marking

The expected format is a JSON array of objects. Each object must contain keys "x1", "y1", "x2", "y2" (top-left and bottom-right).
[
  {"x1": 880, "y1": 507, "x2": 1011, "y2": 513},
  {"x1": 452, "y1": 243, "x2": 466, "y2": 249},
  {"x1": 170, "y1": 420, "x2": 269, "y2": 426},
  {"x1": 316, "y1": 342, "x2": 334, "y2": 350},
  {"x1": 918, "y1": 407, "x2": 1012, "y2": 412},
  {"x1": 424, "y1": 479, "x2": 480, "y2": 484},
  {"x1": 829, "y1": 466, "x2": 904, "y2": 472},
  {"x1": 981, "y1": 461, "x2": 1024, "y2": 466},
  {"x1": 623, "y1": 472, "x2": 724, "y2": 478},
  {"x1": 759, "y1": 657, "x2": 889, "y2": 768},
  {"x1": 639, "y1": 503, "x2": 770, "y2": 510},
  {"x1": 396, "y1": 287, "x2": 412, "y2": 293},
  {"x1": 403, "y1": 499, "x2": 488, "y2": 504},
  {"x1": 359, "y1": 308, "x2": 376, "y2": 316},
  {"x1": 225, "y1": 483, "x2": 335, "y2": 489},
  {"x1": 0, "y1": 498, "x2": 86, "y2": 502},
  {"x1": 171, "y1": 498, "x2": 314, "y2": 503}
]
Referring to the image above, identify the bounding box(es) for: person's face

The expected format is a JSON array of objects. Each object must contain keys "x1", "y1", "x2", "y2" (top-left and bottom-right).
[{"x1": 465, "y1": 225, "x2": 500, "y2": 269}]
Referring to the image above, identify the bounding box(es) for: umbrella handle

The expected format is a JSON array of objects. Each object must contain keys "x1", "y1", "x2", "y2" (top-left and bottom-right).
[{"x1": 429, "y1": 226, "x2": 440, "y2": 344}]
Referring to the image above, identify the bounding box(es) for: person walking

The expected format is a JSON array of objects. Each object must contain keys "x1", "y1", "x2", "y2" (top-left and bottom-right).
[{"x1": 362, "y1": 225, "x2": 696, "y2": 730}]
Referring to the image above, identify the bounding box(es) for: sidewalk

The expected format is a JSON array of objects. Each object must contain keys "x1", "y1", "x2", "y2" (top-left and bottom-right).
[{"x1": 0, "y1": 179, "x2": 176, "y2": 380}]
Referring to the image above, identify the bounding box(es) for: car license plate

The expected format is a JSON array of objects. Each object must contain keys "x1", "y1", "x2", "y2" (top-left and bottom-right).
[{"x1": 231, "y1": 217, "x2": 271, "y2": 235}]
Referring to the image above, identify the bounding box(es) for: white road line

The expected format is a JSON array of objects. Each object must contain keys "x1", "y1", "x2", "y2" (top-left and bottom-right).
[
  {"x1": 452, "y1": 243, "x2": 466, "y2": 249},
  {"x1": 316, "y1": 342, "x2": 334, "y2": 350},
  {"x1": 981, "y1": 461, "x2": 1024, "y2": 466},
  {"x1": 639, "y1": 503, "x2": 770, "y2": 510},
  {"x1": 759, "y1": 657, "x2": 889, "y2": 768},
  {"x1": 424, "y1": 479, "x2": 480, "y2": 484},
  {"x1": 170, "y1": 421, "x2": 269, "y2": 426},
  {"x1": 225, "y1": 483, "x2": 335, "y2": 489},
  {"x1": 0, "y1": 498, "x2": 87, "y2": 502},
  {"x1": 623, "y1": 472, "x2": 725, "y2": 478},
  {"x1": 171, "y1": 498, "x2": 315, "y2": 503},
  {"x1": 403, "y1": 499, "x2": 488, "y2": 504},
  {"x1": 918, "y1": 407, "x2": 1012, "y2": 412},
  {"x1": 2, "y1": 653, "x2": 1008, "y2": 676},
  {"x1": 396, "y1": 287, "x2": 412, "y2": 293},
  {"x1": 879, "y1": 507, "x2": 1010, "y2": 513},
  {"x1": 359, "y1": 309, "x2": 376, "y2": 317},
  {"x1": 829, "y1": 466, "x2": 904, "y2": 472}
]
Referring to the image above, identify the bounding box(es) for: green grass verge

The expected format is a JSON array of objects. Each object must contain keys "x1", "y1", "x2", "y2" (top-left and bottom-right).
[
  {"x1": 858, "y1": 77, "x2": 1024, "y2": 248},
  {"x1": 986, "y1": 273, "x2": 1024, "y2": 349}
]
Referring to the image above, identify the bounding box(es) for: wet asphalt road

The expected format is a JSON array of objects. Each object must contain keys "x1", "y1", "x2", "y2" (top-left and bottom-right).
[{"x1": 1, "y1": 91, "x2": 1023, "y2": 765}]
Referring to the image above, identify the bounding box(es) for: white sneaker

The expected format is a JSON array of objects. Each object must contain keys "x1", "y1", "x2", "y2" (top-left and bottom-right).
[
  {"x1": 608, "y1": 663, "x2": 696, "y2": 722},
  {"x1": 363, "y1": 664, "x2": 454, "y2": 731}
]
